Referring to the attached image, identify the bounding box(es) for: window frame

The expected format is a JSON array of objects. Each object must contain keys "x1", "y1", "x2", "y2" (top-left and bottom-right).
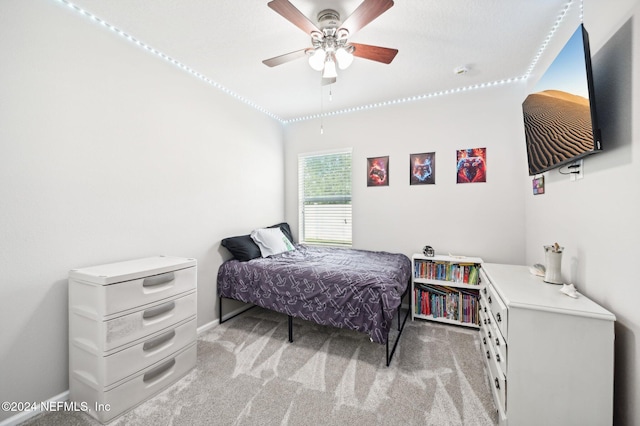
[{"x1": 297, "y1": 148, "x2": 353, "y2": 247}]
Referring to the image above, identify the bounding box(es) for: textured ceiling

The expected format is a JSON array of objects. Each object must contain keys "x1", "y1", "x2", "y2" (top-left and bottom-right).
[{"x1": 64, "y1": 0, "x2": 575, "y2": 121}]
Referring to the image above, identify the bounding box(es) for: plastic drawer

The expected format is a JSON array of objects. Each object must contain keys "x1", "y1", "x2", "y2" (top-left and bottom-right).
[
  {"x1": 70, "y1": 317, "x2": 196, "y2": 388},
  {"x1": 70, "y1": 291, "x2": 196, "y2": 353},
  {"x1": 70, "y1": 342, "x2": 196, "y2": 423}
]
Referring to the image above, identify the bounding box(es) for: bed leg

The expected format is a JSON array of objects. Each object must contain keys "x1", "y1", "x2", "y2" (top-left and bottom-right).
[
  {"x1": 218, "y1": 296, "x2": 256, "y2": 324},
  {"x1": 386, "y1": 306, "x2": 410, "y2": 367},
  {"x1": 288, "y1": 315, "x2": 293, "y2": 342},
  {"x1": 386, "y1": 282, "x2": 412, "y2": 366}
]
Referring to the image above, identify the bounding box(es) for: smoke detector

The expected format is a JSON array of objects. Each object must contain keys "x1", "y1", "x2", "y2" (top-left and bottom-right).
[{"x1": 453, "y1": 65, "x2": 469, "y2": 75}]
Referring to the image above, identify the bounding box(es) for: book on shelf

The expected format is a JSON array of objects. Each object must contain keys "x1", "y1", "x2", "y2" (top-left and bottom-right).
[
  {"x1": 414, "y1": 259, "x2": 481, "y2": 285},
  {"x1": 414, "y1": 283, "x2": 479, "y2": 325}
]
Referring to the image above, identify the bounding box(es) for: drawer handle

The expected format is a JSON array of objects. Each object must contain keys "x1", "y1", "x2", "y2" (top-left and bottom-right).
[
  {"x1": 143, "y1": 301, "x2": 175, "y2": 319},
  {"x1": 486, "y1": 350, "x2": 491, "y2": 360},
  {"x1": 488, "y1": 331, "x2": 492, "y2": 339},
  {"x1": 495, "y1": 378, "x2": 500, "y2": 390},
  {"x1": 496, "y1": 313, "x2": 502, "y2": 322},
  {"x1": 143, "y1": 330, "x2": 176, "y2": 351},
  {"x1": 496, "y1": 353, "x2": 501, "y2": 362},
  {"x1": 482, "y1": 337, "x2": 487, "y2": 345},
  {"x1": 143, "y1": 272, "x2": 175, "y2": 287},
  {"x1": 143, "y1": 358, "x2": 176, "y2": 383},
  {"x1": 488, "y1": 296, "x2": 492, "y2": 304},
  {"x1": 495, "y1": 338, "x2": 500, "y2": 346}
]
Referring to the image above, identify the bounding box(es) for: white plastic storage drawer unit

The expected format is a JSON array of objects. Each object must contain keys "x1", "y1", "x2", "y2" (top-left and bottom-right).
[{"x1": 69, "y1": 256, "x2": 197, "y2": 423}]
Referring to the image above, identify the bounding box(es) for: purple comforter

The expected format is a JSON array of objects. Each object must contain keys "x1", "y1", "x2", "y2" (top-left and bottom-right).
[{"x1": 217, "y1": 245, "x2": 411, "y2": 344}]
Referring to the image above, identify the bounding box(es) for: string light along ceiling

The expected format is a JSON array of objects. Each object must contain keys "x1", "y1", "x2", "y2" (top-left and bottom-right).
[{"x1": 53, "y1": 0, "x2": 576, "y2": 125}]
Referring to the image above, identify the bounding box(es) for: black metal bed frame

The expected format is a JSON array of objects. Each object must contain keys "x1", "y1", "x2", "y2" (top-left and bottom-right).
[{"x1": 218, "y1": 285, "x2": 410, "y2": 367}]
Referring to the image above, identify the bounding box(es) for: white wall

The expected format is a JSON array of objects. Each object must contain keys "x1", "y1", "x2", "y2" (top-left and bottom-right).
[
  {"x1": 0, "y1": 1, "x2": 283, "y2": 421},
  {"x1": 284, "y1": 84, "x2": 527, "y2": 264},
  {"x1": 523, "y1": 1, "x2": 640, "y2": 424}
]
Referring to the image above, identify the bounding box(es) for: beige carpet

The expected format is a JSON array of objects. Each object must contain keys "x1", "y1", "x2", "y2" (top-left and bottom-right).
[{"x1": 24, "y1": 307, "x2": 497, "y2": 425}]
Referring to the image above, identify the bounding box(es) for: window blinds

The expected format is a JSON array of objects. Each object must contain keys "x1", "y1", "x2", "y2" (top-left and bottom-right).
[{"x1": 298, "y1": 149, "x2": 352, "y2": 246}]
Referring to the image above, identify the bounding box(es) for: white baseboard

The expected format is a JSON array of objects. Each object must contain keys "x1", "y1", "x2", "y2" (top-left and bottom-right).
[
  {"x1": 0, "y1": 390, "x2": 69, "y2": 426},
  {"x1": 196, "y1": 318, "x2": 219, "y2": 334},
  {"x1": 197, "y1": 304, "x2": 254, "y2": 335}
]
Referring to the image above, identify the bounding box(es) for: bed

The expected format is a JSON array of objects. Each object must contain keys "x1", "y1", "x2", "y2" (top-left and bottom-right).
[{"x1": 217, "y1": 225, "x2": 411, "y2": 365}]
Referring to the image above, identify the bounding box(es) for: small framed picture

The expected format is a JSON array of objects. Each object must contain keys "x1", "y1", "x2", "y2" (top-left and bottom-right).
[
  {"x1": 533, "y1": 176, "x2": 545, "y2": 195},
  {"x1": 367, "y1": 156, "x2": 389, "y2": 186},
  {"x1": 410, "y1": 152, "x2": 436, "y2": 185},
  {"x1": 456, "y1": 147, "x2": 487, "y2": 183}
]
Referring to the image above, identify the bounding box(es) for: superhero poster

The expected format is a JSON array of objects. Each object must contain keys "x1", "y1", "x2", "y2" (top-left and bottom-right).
[
  {"x1": 367, "y1": 156, "x2": 389, "y2": 187},
  {"x1": 456, "y1": 147, "x2": 487, "y2": 183},
  {"x1": 410, "y1": 152, "x2": 436, "y2": 185}
]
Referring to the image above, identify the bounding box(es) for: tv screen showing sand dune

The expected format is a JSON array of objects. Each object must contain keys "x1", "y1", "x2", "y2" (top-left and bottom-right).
[
  {"x1": 523, "y1": 90, "x2": 594, "y2": 175},
  {"x1": 522, "y1": 25, "x2": 600, "y2": 176}
]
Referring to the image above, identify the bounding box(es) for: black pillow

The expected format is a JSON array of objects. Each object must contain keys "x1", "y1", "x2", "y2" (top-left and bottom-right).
[
  {"x1": 221, "y1": 222, "x2": 295, "y2": 262},
  {"x1": 221, "y1": 234, "x2": 261, "y2": 262},
  {"x1": 268, "y1": 222, "x2": 294, "y2": 244}
]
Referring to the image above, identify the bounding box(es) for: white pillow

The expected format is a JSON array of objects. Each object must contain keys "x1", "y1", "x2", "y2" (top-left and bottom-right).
[{"x1": 250, "y1": 227, "x2": 295, "y2": 257}]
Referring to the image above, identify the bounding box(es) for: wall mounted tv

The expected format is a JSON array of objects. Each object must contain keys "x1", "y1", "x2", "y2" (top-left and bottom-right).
[{"x1": 522, "y1": 24, "x2": 602, "y2": 176}]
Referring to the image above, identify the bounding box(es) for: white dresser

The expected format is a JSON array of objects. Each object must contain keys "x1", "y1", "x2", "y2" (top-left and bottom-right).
[
  {"x1": 480, "y1": 263, "x2": 615, "y2": 426},
  {"x1": 69, "y1": 256, "x2": 197, "y2": 423}
]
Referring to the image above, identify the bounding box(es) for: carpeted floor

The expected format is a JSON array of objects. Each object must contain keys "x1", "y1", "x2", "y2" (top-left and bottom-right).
[{"x1": 23, "y1": 307, "x2": 498, "y2": 425}]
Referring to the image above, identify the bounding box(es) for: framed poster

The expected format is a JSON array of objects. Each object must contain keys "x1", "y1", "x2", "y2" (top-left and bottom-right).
[
  {"x1": 533, "y1": 176, "x2": 545, "y2": 195},
  {"x1": 456, "y1": 147, "x2": 487, "y2": 183},
  {"x1": 410, "y1": 152, "x2": 436, "y2": 185},
  {"x1": 367, "y1": 156, "x2": 389, "y2": 186}
]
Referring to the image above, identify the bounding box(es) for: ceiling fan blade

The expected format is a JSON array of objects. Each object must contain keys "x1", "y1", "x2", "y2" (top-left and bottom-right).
[
  {"x1": 340, "y1": 0, "x2": 394, "y2": 35},
  {"x1": 262, "y1": 49, "x2": 308, "y2": 67},
  {"x1": 351, "y1": 43, "x2": 398, "y2": 64},
  {"x1": 267, "y1": 0, "x2": 320, "y2": 35}
]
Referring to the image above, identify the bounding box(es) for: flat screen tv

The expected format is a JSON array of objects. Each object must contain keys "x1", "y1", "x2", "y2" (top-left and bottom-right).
[{"x1": 522, "y1": 24, "x2": 602, "y2": 176}]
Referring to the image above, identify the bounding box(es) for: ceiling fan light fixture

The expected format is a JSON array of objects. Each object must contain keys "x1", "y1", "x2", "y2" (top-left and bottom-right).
[
  {"x1": 308, "y1": 48, "x2": 326, "y2": 71},
  {"x1": 335, "y1": 46, "x2": 354, "y2": 70},
  {"x1": 264, "y1": 1, "x2": 398, "y2": 82},
  {"x1": 322, "y1": 55, "x2": 338, "y2": 79}
]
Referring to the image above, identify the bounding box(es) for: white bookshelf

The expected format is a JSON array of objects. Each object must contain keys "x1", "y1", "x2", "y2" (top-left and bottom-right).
[{"x1": 411, "y1": 254, "x2": 483, "y2": 328}]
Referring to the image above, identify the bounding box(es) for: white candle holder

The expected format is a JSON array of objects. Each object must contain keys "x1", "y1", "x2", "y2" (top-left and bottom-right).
[{"x1": 543, "y1": 245, "x2": 564, "y2": 284}]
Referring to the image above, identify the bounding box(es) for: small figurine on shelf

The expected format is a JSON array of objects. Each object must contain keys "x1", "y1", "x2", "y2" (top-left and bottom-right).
[{"x1": 423, "y1": 245, "x2": 435, "y2": 257}]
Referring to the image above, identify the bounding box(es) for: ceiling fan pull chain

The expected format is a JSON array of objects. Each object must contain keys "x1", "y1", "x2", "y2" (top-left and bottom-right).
[{"x1": 320, "y1": 82, "x2": 324, "y2": 135}]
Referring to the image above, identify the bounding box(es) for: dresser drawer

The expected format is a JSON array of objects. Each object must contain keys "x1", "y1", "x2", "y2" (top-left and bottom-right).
[
  {"x1": 70, "y1": 265, "x2": 196, "y2": 319},
  {"x1": 70, "y1": 317, "x2": 196, "y2": 388},
  {"x1": 480, "y1": 304, "x2": 507, "y2": 376},
  {"x1": 480, "y1": 282, "x2": 508, "y2": 342},
  {"x1": 70, "y1": 342, "x2": 197, "y2": 423},
  {"x1": 487, "y1": 284, "x2": 507, "y2": 339},
  {"x1": 489, "y1": 317, "x2": 507, "y2": 373},
  {"x1": 486, "y1": 342, "x2": 507, "y2": 419},
  {"x1": 71, "y1": 291, "x2": 196, "y2": 353},
  {"x1": 479, "y1": 314, "x2": 490, "y2": 348}
]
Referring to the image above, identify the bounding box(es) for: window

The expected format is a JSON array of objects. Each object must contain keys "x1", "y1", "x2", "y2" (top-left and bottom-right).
[{"x1": 298, "y1": 149, "x2": 352, "y2": 246}]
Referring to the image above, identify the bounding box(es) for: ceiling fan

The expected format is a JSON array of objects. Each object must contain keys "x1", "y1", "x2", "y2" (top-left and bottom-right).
[{"x1": 262, "y1": 0, "x2": 398, "y2": 83}]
